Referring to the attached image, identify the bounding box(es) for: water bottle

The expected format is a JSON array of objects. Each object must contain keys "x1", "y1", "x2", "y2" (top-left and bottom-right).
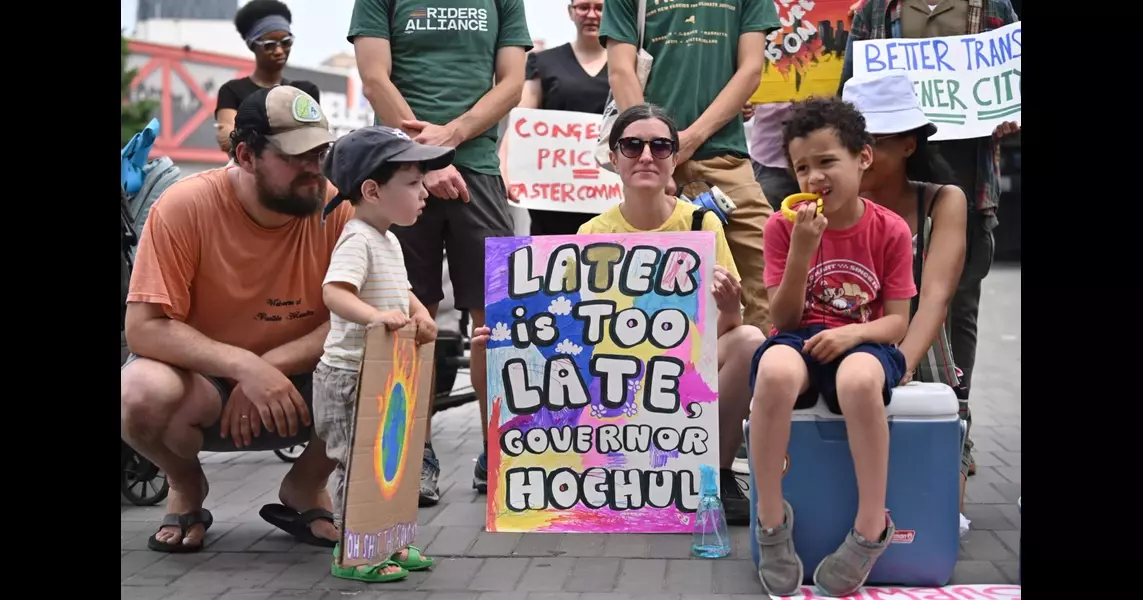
[
  {"x1": 691, "y1": 464, "x2": 731, "y2": 558},
  {"x1": 680, "y1": 185, "x2": 738, "y2": 226}
]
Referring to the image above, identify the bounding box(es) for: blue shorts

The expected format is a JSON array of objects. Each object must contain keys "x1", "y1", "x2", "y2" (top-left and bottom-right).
[{"x1": 748, "y1": 325, "x2": 906, "y2": 415}]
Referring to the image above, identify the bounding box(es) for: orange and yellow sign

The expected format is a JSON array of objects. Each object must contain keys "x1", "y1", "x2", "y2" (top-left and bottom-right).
[{"x1": 751, "y1": 0, "x2": 856, "y2": 104}]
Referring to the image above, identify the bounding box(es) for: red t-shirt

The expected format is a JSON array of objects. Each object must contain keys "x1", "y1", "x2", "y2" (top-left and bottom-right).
[{"x1": 762, "y1": 198, "x2": 917, "y2": 333}]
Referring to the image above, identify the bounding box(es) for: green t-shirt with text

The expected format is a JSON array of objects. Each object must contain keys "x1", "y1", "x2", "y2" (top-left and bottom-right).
[
  {"x1": 348, "y1": 0, "x2": 533, "y2": 175},
  {"x1": 599, "y1": 0, "x2": 779, "y2": 161}
]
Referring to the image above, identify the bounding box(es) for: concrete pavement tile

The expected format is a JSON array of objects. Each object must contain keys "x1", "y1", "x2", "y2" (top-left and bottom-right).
[
  {"x1": 418, "y1": 503, "x2": 445, "y2": 526},
  {"x1": 963, "y1": 504, "x2": 1018, "y2": 531},
  {"x1": 990, "y1": 481, "x2": 1021, "y2": 504},
  {"x1": 995, "y1": 466, "x2": 1021, "y2": 484},
  {"x1": 949, "y1": 560, "x2": 1005, "y2": 585},
  {"x1": 120, "y1": 587, "x2": 178, "y2": 600},
  {"x1": 585, "y1": 595, "x2": 682, "y2": 600},
  {"x1": 601, "y1": 535, "x2": 650, "y2": 558},
  {"x1": 967, "y1": 466, "x2": 1008, "y2": 485},
  {"x1": 413, "y1": 525, "x2": 443, "y2": 551},
  {"x1": 524, "y1": 594, "x2": 581, "y2": 600},
  {"x1": 994, "y1": 560, "x2": 1020, "y2": 584},
  {"x1": 563, "y1": 557, "x2": 621, "y2": 592},
  {"x1": 959, "y1": 530, "x2": 1016, "y2": 562},
  {"x1": 468, "y1": 557, "x2": 529, "y2": 591},
  {"x1": 122, "y1": 552, "x2": 219, "y2": 587},
  {"x1": 996, "y1": 504, "x2": 1021, "y2": 529},
  {"x1": 513, "y1": 533, "x2": 567, "y2": 557},
  {"x1": 418, "y1": 557, "x2": 484, "y2": 591},
  {"x1": 207, "y1": 522, "x2": 278, "y2": 552},
  {"x1": 993, "y1": 451, "x2": 1020, "y2": 467},
  {"x1": 158, "y1": 590, "x2": 226, "y2": 600},
  {"x1": 249, "y1": 531, "x2": 303, "y2": 553},
  {"x1": 662, "y1": 559, "x2": 713, "y2": 594},
  {"x1": 644, "y1": 535, "x2": 693, "y2": 559},
  {"x1": 994, "y1": 530, "x2": 1020, "y2": 555},
  {"x1": 557, "y1": 534, "x2": 608, "y2": 557},
  {"x1": 428, "y1": 502, "x2": 487, "y2": 527},
  {"x1": 477, "y1": 593, "x2": 529, "y2": 600},
  {"x1": 258, "y1": 553, "x2": 330, "y2": 590},
  {"x1": 516, "y1": 557, "x2": 575, "y2": 591},
  {"x1": 173, "y1": 552, "x2": 299, "y2": 591},
  {"x1": 613, "y1": 559, "x2": 666, "y2": 593},
  {"x1": 260, "y1": 591, "x2": 329, "y2": 600},
  {"x1": 468, "y1": 531, "x2": 522, "y2": 556},
  {"x1": 994, "y1": 433, "x2": 1020, "y2": 453},
  {"x1": 425, "y1": 594, "x2": 482, "y2": 600},
  {"x1": 968, "y1": 451, "x2": 1002, "y2": 467},
  {"x1": 216, "y1": 591, "x2": 276, "y2": 600},
  {"x1": 123, "y1": 550, "x2": 167, "y2": 580},
  {"x1": 422, "y1": 526, "x2": 481, "y2": 556},
  {"x1": 711, "y1": 560, "x2": 764, "y2": 594},
  {"x1": 964, "y1": 480, "x2": 1008, "y2": 504}
]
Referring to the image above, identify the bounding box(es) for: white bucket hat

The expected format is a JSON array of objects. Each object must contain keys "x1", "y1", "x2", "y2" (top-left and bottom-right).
[{"x1": 843, "y1": 70, "x2": 937, "y2": 138}]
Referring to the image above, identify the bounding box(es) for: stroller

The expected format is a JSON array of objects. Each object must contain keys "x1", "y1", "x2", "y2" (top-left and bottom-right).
[{"x1": 121, "y1": 118, "x2": 178, "y2": 506}]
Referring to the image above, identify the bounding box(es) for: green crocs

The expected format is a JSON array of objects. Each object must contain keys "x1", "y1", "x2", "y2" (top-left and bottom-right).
[
  {"x1": 391, "y1": 545, "x2": 435, "y2": 571},
  {"x1": 331, "y1": 543, "x2": 409, "y2": 583}
]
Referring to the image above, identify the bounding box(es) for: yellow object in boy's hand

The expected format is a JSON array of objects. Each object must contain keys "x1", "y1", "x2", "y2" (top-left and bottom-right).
[{"x1": 781, "y1": 193, "x2": 823, "y2": 222}]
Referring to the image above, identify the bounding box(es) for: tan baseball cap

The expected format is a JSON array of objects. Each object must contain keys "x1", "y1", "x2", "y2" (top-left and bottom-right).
[{"x1": 234, "y1": 85, "x2": 336, "y2": 155}]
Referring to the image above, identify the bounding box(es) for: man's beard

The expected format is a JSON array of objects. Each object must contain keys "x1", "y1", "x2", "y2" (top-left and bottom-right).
[{"x1": 254, "y1": 169, "x2": 326, "y2": 217}]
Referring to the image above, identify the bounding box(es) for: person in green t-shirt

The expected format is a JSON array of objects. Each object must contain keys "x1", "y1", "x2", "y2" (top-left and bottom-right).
[
  {"x1": 599, "y1": 0, "x2": 780, "y2": 339},
  {"x1": 348, "y1": 0, "x2": 532, "y2": 504}
]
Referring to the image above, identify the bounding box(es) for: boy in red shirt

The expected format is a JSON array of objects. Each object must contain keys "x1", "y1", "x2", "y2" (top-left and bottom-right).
[{"x1": 748, "y1": 97, "x2": 916, "y2": 597}]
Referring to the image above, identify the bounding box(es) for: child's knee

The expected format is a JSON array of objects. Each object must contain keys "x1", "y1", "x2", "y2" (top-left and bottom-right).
[
  {"x1": 753, "y1": 345, "x2": 807, "y2": 408},
  {"x1": 835, "y1": 353, "x2": 886, "y2": 410}
]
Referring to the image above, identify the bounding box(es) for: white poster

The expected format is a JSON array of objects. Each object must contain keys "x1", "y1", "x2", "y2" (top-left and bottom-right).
[
  {"x1": 854, "y1": 22, "x2": 1021, "y2": 141},
  {"x1": 503, "y1": 107, "x2": 624, "y2": 214}
]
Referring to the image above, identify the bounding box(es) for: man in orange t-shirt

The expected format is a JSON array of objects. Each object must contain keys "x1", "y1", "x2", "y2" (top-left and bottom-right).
[{"x1": 121, "y1": 86, "x2": 353, "y2": 553}]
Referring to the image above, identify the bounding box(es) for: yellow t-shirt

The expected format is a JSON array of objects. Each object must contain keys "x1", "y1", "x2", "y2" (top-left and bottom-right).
[{"x1": 577, "y1": 200, "x2": 741, "y2": 281}]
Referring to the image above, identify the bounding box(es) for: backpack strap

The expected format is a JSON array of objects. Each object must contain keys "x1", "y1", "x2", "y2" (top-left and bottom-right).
[{"x1": 691, "y1": 208, "x2": 709, "y2": 231}]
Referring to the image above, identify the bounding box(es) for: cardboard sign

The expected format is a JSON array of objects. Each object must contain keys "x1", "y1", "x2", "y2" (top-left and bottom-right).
[
  {"x1": 853, "y1": 22, "x2": 1022, "y2": 140},
  {"x1": 751, "y1": 0, "x2": 854, "y2": 104},
  {"x1": 483, "y1": 232, "x2": 720, "y2": 533},
  {"x1": 503, "y1": 108, "x2": 624, "y2": 214},
  {"x1": 770, "y1": 584, "x2": 1021, "y2": 599},
  {"x1": 339, "y1": 324, "x2": 435, "y2": 568}
]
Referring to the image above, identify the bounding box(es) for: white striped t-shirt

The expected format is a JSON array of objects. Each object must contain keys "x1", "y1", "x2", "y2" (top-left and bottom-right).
[{"x1": 319, "y1": 218, "x2": 411, "y2": 371}]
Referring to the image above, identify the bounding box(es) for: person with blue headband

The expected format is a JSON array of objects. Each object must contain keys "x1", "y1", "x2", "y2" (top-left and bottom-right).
[{"x1": 214, "y1": 0, "x2": 321, "y2": 153}]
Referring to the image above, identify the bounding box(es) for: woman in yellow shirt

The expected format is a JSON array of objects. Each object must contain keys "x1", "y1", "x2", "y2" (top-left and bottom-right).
[{"x1": 577, "y1": 103, "x2": 765, "y2": 526}]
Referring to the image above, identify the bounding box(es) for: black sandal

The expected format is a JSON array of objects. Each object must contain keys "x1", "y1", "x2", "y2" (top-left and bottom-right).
[
  {"x1": 259, "y1": 503, "x2": 338, "y2": 547},
  {"x1": 146, "y1": 508, "x2": 214, "y2": 553}
]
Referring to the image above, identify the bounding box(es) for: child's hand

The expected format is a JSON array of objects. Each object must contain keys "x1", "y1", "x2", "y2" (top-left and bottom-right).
[
  {"x1": 470, "y1": 326, "x2": 492, "y2": 352},
  {"x1": 372, "y1": 310, "x2": 411, "y2": 331},
  {"x1": 790, "y1": 202, "x2": 828, "y2": 258},
  {"x1": 803, "y1": 325, "x2": 860, "y2": 364},
  {"x1": 711, "y1": 265, "x2": 742, "y2": 313},
  {"x1": 413, "y1": 314, "x2": 438, "y2": 345}
]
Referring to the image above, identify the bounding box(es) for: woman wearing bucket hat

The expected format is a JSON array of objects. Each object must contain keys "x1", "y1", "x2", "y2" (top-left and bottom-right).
[{"x1": 842, "y1": 71, "x2": 975, "y2": 519}]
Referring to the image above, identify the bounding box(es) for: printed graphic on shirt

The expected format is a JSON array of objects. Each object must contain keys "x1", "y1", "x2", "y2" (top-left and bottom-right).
[
  {"x1": 806, "y1": 259, "x2": 881, "y2": 324},
  {"x1": 255, "y1": 297, "x2": 317, "y2": 323},
  {"x1": 647, "y1": 0, "x2": 735, "y2": 49},
  {"x1": 404, "y1": 6, "x2": 490, "y2": 33}
]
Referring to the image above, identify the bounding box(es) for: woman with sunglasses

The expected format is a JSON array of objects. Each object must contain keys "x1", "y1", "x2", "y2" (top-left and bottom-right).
[
  {"x1": 577, "y1": 103, "x2": 765, "y2": 526},
  {"x1": 510, "y1": 0, "x2": 610, "y2": 236},
  {"x1": 214, "y1": 0, "x2": 321, "y2": 153},
  {"x1": 842, "y1": 72, "x2": 975, "y2": 517}
]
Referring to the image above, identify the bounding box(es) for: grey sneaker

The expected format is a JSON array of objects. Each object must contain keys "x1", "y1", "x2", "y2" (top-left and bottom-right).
[
  {"x1": 756, "y1": 500, "x2": 804, "y2": 596},
  {"x1": 419, "y1": 446, "x2": 441, "y2": 507},
  {"x1": 812, "y1": 514, "x2": 895, "y2": 597}
]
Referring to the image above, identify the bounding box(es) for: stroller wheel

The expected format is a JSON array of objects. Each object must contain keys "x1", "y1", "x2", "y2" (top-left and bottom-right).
[
  {"x1": 274, "y1": 443, "x2": 307, "y2": 462},
  {"x1": 121, "y1": 449, "x2": 170, "y2": 506}
]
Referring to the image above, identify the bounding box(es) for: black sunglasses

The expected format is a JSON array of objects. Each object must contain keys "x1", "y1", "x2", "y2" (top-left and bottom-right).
[{"x1": 616, "y1": 136, "x2": 676, "y2": 159}]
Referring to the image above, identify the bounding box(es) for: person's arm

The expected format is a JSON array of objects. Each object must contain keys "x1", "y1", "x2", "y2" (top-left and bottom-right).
[
  {"x1": 898, "y1": 187, "x2": 967, "y2": 371},
  {"x1": 260, "y1": 321, "x2": 331, "y2": 375},
  {"x1": 844, "y1": 299, "x2": 910, "y2": 345},
  {"x1": 349, "y1": 0, "x2": 416, "y2": 128},
  {"x1": 214, "y1": 82, "x2": 241, "y2": 152},
  {"x1": 519, "y1": 52, "x2": 544, "y2": 109},
  {"x1": 600, "y1": 0, "x2": 643, "y2": 110},
  {"x1": 321, "y1": 232, "x2": 387, "y2": 326},
  {"x1": 446, "y1": 45, "x2": 528, "y2": 148},
  {"x1": 843, "y1": 215, "x2": 918, "y2": 345},
  {"x1": 684, "y1": 0, "x2": 778, "y2": 149},
  {"x1": 764, "y1": 217, "x2": 812, "y2": 332},
  {"x1": 125, "y1": 302, "x2": 266, "y2": 379},
  {"x1": 409, "y1": 290, "x2": 431, "y2": 322}
]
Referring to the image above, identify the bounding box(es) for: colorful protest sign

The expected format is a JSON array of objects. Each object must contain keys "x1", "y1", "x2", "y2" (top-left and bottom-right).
[
  {"x1": 339, "y1": 324, "x2": 434, "y2": 568},
  {"x1": 483, "y1": 232, "x2": 720, "y2": 533},
  {"x1": 751, "y1": 0, "x2": 853, "y2": 104},
  {"x1": 769, "y1": 584, "x2": 1021, "y2": 599},
  {"x1": 853, "y1": 21, "x2": 1021, "y2": 141},
  {"x1": 503, "y1": 108, "x2": 624, "y2": 214}
]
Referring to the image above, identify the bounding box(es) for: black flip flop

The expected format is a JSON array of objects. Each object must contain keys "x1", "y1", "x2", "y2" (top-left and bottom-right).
[
  {"x1": 147, "y1": 509, "x2": 214, "y2": 553},
  {"x1": 259, "y1": 503, "x2": 338, "y2": 547}
]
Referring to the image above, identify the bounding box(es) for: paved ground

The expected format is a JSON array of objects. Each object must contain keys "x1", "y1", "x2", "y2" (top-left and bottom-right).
[{"x1": 121, "y1": 265, "x2": 1021, "y2": 600}]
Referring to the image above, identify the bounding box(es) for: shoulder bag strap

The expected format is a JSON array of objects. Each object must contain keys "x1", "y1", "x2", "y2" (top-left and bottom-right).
[{"x1": 638, "y1": 0, "x2": 647, "y2": 48}]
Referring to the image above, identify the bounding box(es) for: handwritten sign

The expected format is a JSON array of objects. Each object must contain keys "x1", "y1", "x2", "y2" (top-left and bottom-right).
[
  {"x1": 752, "y1": 0, "x2": 853, "y2": 104},
  {"x1": 339, "y1": 325, "x2": 433, "y2": 568},
  {"x1": 483, "y1": 232, "x2": 720, "y2": 533},
  {"x1": 854, "y1": 22, "x2": 1021, "y2": 140},
  {"x1": 503, "y1": 108, "x2": 624, "y2": 214},
  {"x1": 770, "y1": 584, "x2": 1021, "y2": 599}
]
